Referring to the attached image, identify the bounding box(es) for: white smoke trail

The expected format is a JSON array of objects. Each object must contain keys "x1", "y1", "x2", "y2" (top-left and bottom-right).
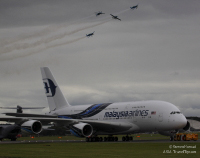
[
  {"x1": 0, "y1": 36, "x2": 86, "y2": 61},
  {"x1": 1, "y1": 20, "x2": 111, "y2": 56},
  {"x1": 0, "y1": 14, "x2": 95, "y2": 48}
]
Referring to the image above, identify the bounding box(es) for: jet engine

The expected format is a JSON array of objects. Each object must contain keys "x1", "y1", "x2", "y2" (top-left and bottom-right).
[
  {"x1": 21, "y1": 120, "x2": 42, "y2": 134},
  {"x1": 183, "y1": 121, "x2": 190, "y2": 131},
  {"x1": 70, "y1": 123, "x2": 93, "y2": 137}
]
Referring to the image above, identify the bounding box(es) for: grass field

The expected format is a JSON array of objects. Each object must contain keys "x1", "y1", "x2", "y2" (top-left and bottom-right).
[{"x1": 0, "y1": 134, "x2": 199, "y2": 158}]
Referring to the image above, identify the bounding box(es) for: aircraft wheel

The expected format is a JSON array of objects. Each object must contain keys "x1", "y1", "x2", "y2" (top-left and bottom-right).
[
  {"x1": 126, "y1": 136, "x2": 129, "y2": 141},
  {"x1": 99, "y1": 137, "x2": 103, "y2": 142},
  {"x1": 114, "y1": 137, "x2": 118, "y2": 141},
  {"x1": 104, "y1": 137, "x2": 107, "y2": 142},
  {"x1": 92, "y1": 137, "x2": 96, "y2": 142},
  {"x1": 170, "y1": 136, "x2": 174, "y2": 141},
  {"x1": 183, "y1": 135, "x2": 186, "y2": 141},
  {"x1": 86, "y1": 137, "x2": 89, "y2": 142},
  {"x1": 111, "y1": 137, "x2": 115, "y2": 141},
  {"x1": 88, "y1": 137, "x2": 92, "y2": 142},
  {"x1": 122, "y1": 136, "x2": 126, "y2": 141}
]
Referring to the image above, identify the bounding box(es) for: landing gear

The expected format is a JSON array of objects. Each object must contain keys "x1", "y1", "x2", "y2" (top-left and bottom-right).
[
  {"x1": 86, "y1": 136, "x2": 118, "y2": 142},
  {"x1": 122, "y1": 136, "x2": 133, "y2": 141},
  {"x1": 86, "y1": 136, "x2": 104, "y2": 142},
  {"x1": 86, "y1": 135, "x2": 133, "y2": 142}
]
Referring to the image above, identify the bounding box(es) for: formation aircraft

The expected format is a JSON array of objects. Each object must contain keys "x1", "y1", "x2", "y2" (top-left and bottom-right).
[
  {"x1": 130, "y1": 4, "x2": 138, "y2": 10},
  {"x1": 110, "y1": 14, "x2": 121, "y2": 21},
  {"x1": 0, "y1": 67, "x2": 190, "y2": 142},
  {"x1": 86, "y1": 31, "x2": 95, "y2": 37},
  {"x1": 95, "y1": 11, "x2": 105, "y2": 16}
]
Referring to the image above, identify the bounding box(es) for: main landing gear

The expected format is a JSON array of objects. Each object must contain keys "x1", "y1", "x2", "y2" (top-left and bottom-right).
[
  {"x1": 122, "y1": 136, "x2": 133, "y2": 141},
  {"x1": 86, "y1": 135, "x2": 133, "y2": 142}
]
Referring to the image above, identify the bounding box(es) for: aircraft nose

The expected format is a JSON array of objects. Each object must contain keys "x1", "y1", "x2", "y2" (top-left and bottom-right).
[{"x1": 179, "y1": 115, "x2": 187, "y2": 128}]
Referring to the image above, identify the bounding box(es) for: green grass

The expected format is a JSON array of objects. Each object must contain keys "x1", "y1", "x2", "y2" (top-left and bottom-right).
[
  {"x1": 0, "y1": 142, "x2": 199, "y2": 158},
  {"x1": 0, "y1": 134, "x2": 199, "y2": 158}
]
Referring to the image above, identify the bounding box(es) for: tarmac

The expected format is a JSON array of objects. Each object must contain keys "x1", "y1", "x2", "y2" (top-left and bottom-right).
[{"x1": 1, "y1": 139, "x2": 200, "y2": 144}]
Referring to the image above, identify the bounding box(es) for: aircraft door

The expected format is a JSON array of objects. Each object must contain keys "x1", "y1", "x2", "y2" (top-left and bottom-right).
[{"x1": 158, "y1": 113, "x2": 163, "y2": 122}]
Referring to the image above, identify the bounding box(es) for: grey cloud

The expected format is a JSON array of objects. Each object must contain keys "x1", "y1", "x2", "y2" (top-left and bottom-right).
[{"x1": 0, "y1": 0, "x2": 200, "y2": 117}]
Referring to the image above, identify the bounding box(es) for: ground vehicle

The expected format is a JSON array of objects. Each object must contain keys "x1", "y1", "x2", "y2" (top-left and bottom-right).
[{"x1": 172, "y1": 133, "x2": 198, "y2": 141}]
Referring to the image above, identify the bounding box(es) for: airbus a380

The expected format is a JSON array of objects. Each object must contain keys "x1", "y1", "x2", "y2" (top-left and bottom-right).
[{"x1": 0, "y1": 67, "x2": 189, "y2": 142}]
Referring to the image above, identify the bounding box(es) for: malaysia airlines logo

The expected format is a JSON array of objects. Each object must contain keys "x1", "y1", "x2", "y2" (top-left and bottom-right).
[{"x1": 43, "y1": 79, "x2": 57, "y2": 97}]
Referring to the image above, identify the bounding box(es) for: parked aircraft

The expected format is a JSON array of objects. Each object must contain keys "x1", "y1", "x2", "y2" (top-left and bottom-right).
[
  {"x1": 86, "y1": 31, "x2": 95, "y2": 37},
  {"x1": 0, "y1": 105, "x2": 45, "y2": 141},
  {"x1": 0, "y1": 67, "x2": 189, "y2": 142},
  {"x1": 130, "y1": 4, "x2": 138, "y2": 10},
  {"x1": 110, "y1": 14, "x2": 121, "y2": 21},
  {"x1": 0, "y1": 124, "x2": 21, "y2": 141},
  {"x1": 0, "y1": 105, "x2": 45, "y2": 113},
  {"x1": 95, "y1": 11, "x2": 105, "y2": 16}
]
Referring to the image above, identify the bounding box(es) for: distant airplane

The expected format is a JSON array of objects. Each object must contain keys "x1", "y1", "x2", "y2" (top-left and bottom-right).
[
  {"x1": 0, "y1": 124, "x2": 21, "y2": 141},
  {"x1": 95, "y1": 11, "x2": 105, "y2": 16},
  {"x1": 130, "y1": 4, "x2": 138, "y2": 10},
  {"x1": 110, "y1": 14, "x2": 121, "y2": 21},
  {"x1": 86, "y1": 31, "x2": 95, "y2": 37},
  {"x1": 0, "y1": 105, "x2": 45, "y2": 141},
  {"x1": 0, "y1": 105, "x2": 45, "y2": 113}
]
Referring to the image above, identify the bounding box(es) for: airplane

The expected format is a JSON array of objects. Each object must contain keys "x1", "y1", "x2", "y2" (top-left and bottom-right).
[
  {"x1": 0, "y1": 105, "x2": 45, "y2": 113},
  {"x1": 0, "y1": 124, "x2": 21, "y2": 141},
  {"x1": 86, "y1": 31, "x2": 95, "y2": 37},
  {"x1": 95, "y1": 11, "x2": 105, "y2": 16},
  {"x1": 110, "y1": 14, "x2": 121, "y2": 21},
  {"x1": 0, "y1": 67, "x2": 189, "y2": 142},
  {"x1": 0, "y1": 105, "x2": 45, "y2": 141},
  {"x1": 130, "y1": 4, "x2": 138, "y2": 10}
]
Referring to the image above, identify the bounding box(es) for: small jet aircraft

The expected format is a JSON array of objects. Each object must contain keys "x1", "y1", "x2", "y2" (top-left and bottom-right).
[
  {"x1": 86, "y1": 31, "x2": 95, "y2": 37},
  {"x1": 110, "y1": 14, "x2": 121, "y2": 21},
  {"x1": 95, "y1": 11, "x2": 105, "y2": 16},
  {"x1": 130, "y1": 4, "x2": 138, "y2": 10}
]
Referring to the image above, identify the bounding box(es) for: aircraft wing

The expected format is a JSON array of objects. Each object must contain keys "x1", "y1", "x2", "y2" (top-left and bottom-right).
[
  {"x1": 0, "y1": 117, "x2": 135, "y2": 133},
  {"x1": 4, "y1": 113, "x2": 57, "y2": 118}
]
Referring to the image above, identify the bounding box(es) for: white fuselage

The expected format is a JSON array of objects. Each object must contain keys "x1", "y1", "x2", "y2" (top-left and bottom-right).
[{"x1": 50, "y1": 100, "x2": 187, "y2": 135}]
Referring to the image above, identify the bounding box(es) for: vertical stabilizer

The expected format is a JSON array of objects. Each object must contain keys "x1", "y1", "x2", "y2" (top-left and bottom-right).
[{"x1": 40, "y1": 67, "x2": 70, "y2": 112}]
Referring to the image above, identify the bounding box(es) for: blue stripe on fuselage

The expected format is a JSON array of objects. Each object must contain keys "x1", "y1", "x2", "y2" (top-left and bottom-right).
[{"x1": 81, "y1": 104, "x2": 102, "y2": 115}]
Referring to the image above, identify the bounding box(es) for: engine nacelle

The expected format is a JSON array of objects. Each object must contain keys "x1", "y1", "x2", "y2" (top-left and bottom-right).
[
  {"x1": 183, "y1": 121, "x2": 190, "y2": 131},
  {"x1": 70, "y1": 123, "x2": 93, "y2": 137},
  {"x1": 21, "y1": 120, "x2": 42, "y2": 134}
]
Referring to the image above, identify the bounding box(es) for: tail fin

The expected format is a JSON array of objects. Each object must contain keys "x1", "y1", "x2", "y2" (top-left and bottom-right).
[{"x1": 40, "y1": 67, "x2": 70, "y2": 112}]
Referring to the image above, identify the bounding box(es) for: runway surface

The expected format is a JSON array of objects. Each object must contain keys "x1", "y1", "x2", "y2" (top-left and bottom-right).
[{"x1": 1, "y1": 139, "x2": 200, "y2": 144}]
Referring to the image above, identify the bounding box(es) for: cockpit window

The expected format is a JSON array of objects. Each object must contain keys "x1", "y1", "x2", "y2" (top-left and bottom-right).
[{"x1": 170, "y1": 111, "x2": 182, "y2": 114}]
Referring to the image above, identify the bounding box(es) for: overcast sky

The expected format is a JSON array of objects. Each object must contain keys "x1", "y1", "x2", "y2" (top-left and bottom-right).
[{"x1": 0, "y1": 0, "x2": 200, "y2": 117}]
